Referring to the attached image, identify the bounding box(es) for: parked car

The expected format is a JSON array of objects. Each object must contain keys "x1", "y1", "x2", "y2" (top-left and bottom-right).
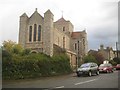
[
  {"x1": 99, "y1": 63, "x2": 114, "y2": 73},
  {"x1": 115, "y1": 64, "x2": 120, "y2": 70},
  {"x1": 76, "y1": 62, "x2": 99, "y2": 77}
]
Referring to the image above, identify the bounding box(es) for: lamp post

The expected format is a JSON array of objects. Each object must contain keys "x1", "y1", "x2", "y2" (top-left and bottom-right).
[
  {"x1": 77, "y1": 40, "x2": 80, "y2": 67},
  {"x1": 77, "y1": 40, "x2": 82, "y2": 67},
  {"x1": 76, "y1": 40, "x2": 79, "y2": 71},
  {"x1": 76, "y1": 40, "x2": 82, "y2": 71}
]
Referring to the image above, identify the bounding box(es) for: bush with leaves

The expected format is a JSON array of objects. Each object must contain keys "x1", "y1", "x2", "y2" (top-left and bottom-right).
[
  {"x1": 2, "y1": 53, "x2": 72, "y2": 80},
  {"x1": 113, "y1": 57, "x2": 120, "y2": 64},
  {"x1": 83, "y1": 54, "x2": 99, "y2": 64},
  {"x1": 2, "y1": 40, "x2": 23, "y2": 55},
  {"x1": 109, "y1": 60, "x2": 117, "y2": 66},
  {"x1": 2, "y1": 40, "x2": 72, "y2": 80}
]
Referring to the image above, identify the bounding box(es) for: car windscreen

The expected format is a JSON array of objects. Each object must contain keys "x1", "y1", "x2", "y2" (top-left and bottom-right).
[
  {"x1": 80, "y1": 63, "x2": 90, "y2": 68},
  {"x1": 117, "y1": 64, "x2": 120, "y2": 66}
]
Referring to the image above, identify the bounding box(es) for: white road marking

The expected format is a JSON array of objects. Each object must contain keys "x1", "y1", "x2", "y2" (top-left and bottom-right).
[
  {"x1": 55, "y1": 86, "x2": 64, "y2": 88},
  {"x1": 74, "y1": 79, "x2": 97, "y2": 85}
]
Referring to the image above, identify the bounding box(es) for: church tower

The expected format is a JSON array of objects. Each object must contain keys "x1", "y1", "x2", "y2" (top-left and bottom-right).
[
  {"x1": 43, "y1": 10, "x2": 54, "y2": 56},
  {"x1": 19, "y1": 13, "x2": 28, "y2": 48}
]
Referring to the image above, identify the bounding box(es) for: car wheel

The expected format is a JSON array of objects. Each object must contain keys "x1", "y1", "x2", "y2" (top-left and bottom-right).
[
  {"x1": 111, "y1": 70, "x2": 114, "y2": 73},
  {"x1": 77, "y1": 73, "x2": 80, "y2": 77},
  {"x1": 96, "y1": 71, "x2": 99, "y2": 75},
  {"x1": 106, "y1": 70, "x2": 109, "y2": 73},
  {"x1": 113, "y1": 68, "x2": 116, "y2": 71},
  {"x1": 88, "y1": 71, "x2": 92, "y2": 77}
]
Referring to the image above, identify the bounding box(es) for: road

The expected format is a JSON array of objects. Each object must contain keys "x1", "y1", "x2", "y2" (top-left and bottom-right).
[{"x1": 2, "y1": 71, "x2": 119, "y2": 89}]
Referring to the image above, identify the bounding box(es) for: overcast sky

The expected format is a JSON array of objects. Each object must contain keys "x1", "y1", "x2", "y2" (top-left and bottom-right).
[{"x1": 0, "y1": 0, "x2": 119, "y2": 50}]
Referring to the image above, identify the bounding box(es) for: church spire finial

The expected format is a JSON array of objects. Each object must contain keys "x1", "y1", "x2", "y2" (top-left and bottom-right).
[{"x1": 61, "y1": 10, "x2": 63, "y2": 18}]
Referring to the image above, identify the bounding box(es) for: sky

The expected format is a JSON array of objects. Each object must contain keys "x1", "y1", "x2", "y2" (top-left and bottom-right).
[{"x1": 0, "y1": 0, "x2": 119, "y2": 50}]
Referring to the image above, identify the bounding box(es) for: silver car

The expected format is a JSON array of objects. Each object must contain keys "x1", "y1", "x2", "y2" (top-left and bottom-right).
[{"x1": 76, "y1": 62, "x2": 99, "y2": 77}]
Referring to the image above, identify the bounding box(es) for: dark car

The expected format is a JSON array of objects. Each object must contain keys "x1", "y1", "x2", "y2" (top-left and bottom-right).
[
  {"x1": 99, "y1": 63, "x2": 114, "y2": 73},
  {"x1": 76, "y1": 62, "x2": 99, "y2": 77},
  {"x1": 115, "y1": 64, "x2": 120, "y2": 70}
]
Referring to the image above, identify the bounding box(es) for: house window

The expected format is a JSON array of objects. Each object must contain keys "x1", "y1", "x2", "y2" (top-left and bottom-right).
[
  {"x1": 63, "y1": 27, "x2": 65, "y2": 31},
  {"x1": 29, "y1": 26, "x2": 32, "y2": 42},
  {"x1": 38, "y1": 25, "x2": 41, "y2": 41},
  {"x1": 33, "y1": 24, "x2": 37, "y2": 41},
  {"x1": 63, "y1": 37, "x2": 65, "y2": 48},
  {"x1": 74, "y1": 43, "x2": 77, "y2": 50}
]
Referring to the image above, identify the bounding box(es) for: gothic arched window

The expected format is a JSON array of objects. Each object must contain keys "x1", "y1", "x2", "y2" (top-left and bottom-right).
[
  {"x1": 63, "y1": 37, "x2": 65, "y2": 48},
  {"x1": 74, "y1": 43, "x2": 77, "y2": 50},
  {"x1": 63, "y1": 27, "x2": 65, "y2": 31},
  {"x1": 33, "y1": 24, "x2": 37, "y2": 41},
  {"x1": 38, "y1": 25, "x2": 41, "y2": 41},
  {"x1": 29, "y1": 26, "x2": 32, "y2": 42}
]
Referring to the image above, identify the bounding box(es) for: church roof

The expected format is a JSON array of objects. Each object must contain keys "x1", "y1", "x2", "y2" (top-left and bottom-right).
[
  {"x1": 71, "y1": 32, "x2": 85, "y2": 39},
  {"x1": 55, "y1": 17, "x2": 67, "y2": 22},
  {"x1": 55, "y1": 17, "x2": 74, "y2": 27},
  {"x1": 44, "y1": 9, "x2": 53, "y2": 15},
  {"x1": 29, "y1": 8, "x2": 43, "y2": 19},
  {"x1": 20, "y1": 13, "x2": 28, "y2": 17}
]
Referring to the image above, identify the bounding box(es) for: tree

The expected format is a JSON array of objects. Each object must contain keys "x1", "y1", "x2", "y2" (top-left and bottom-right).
[
  {"x1": 83, "y1": 54, "x2": 98, "y2": 64},
  {"x1": 113, "y1": 57, "x2": 120, "y2": 64},
  {"x1": 2, "y1": 40, "x2": 16, "y2": 53},
  {"x1": 109, "y1": 60, "x2": 117, "y2": 66},
  {"x1": 94, "y1": 52, "x2": 105, "y2": 65},
  {"x1": 88, "y1": 52, "x2": 105, "y2": 65},
  {"x1": 2, "y1": 40, "x2": 23, "y2": 54}
]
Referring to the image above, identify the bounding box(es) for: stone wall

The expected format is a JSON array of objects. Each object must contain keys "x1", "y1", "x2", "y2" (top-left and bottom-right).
[{"x1": 53, "y1": 28, "x2": 70, "y2": 50}]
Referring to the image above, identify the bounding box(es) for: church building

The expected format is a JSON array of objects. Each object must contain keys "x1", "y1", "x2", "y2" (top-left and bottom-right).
[{"x1": 19, "y1": 8, "x2": 88, "y2": 68}]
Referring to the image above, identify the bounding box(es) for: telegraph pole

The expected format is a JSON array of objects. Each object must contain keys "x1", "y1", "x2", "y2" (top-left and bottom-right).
[{"x1": 116, "y1": 42, "x2": 118, "y2": 58}]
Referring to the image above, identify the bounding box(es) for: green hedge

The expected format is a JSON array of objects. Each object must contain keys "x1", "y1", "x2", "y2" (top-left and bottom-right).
[{"x1": 2, "y1": 53, "x2": 72, "y2": 80}]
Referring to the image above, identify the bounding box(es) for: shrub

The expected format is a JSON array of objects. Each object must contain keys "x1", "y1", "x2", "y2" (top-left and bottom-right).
[
  {"x1": 21, "y1": 49, "x2": 31, "y2": 55},
  {"x1": 83, "y1": 54, "x2": 98, "y2": 64},
  {"x1": 113, "y1": 57, "x2": 120, "y2": 64},
  {"x1": 2, "y1": 53, "x2": 72, "y2": 80},
  {"x1": 109, "y1": 60, "x2": 117, "y2": 66}
]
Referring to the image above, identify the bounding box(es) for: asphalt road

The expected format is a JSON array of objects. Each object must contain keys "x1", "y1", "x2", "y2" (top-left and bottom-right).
[{"x1": 2, "y1": 70, "x2": 119, "y2": 89}]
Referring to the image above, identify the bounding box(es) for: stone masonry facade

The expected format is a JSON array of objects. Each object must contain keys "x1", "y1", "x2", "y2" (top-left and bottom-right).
[{"x1": 19, "y1": 8, "x2": 88, "y2": 68}]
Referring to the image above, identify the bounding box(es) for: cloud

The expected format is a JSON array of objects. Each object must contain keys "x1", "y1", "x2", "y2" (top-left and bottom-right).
[{"x1": 0, "y1": 0, "x2": 118, "y2": 50}]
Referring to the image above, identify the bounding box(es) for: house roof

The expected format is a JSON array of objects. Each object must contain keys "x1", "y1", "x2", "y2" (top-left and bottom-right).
[{"x1": 88, "y1": 50, "x2": 98, "y2": 54}]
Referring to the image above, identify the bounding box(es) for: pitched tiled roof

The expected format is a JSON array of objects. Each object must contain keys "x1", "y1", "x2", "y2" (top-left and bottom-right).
[
  {"x1": 71, "y1": 32, "x2": 81, "y2": 38},
  {"x1": 71, "y1": 32, "x2": 85, "y2": 39},
  {"x1": 55, "y1": 17, "x2": 67, "y2": 22},
  {"x1": 88, "y1": 50, "x2": 98, "y2": 54}
]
